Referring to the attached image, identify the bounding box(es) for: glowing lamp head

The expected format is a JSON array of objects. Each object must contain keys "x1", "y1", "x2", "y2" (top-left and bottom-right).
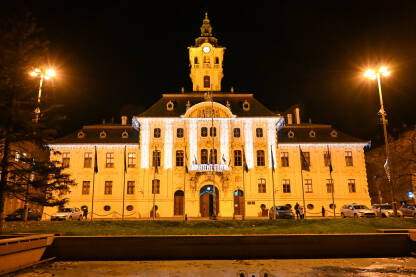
[
  {"x1": 46, "y1": 69, "x2": 56, "y2": 77},
  {"x1": 364, "y1": 69, "x2": 377, "y2": 80},
  {"x1": 379, "y1": 66, "x2": 390, "y2": 76},
  {"x1": 34, "y1": 68, "x2": 41, "y2": 73},
  {"x1": 30, "y1": 71, "x2": 37, "y2": 77}
]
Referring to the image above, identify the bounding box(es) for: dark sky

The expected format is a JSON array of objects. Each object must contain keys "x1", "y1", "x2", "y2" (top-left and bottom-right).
[{"x1": 12, "y1": 1, "x2": 416, "y2": 145}]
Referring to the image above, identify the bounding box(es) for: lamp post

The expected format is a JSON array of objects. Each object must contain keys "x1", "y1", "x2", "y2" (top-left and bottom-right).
[
  {"x1": 30, "y1": 68, "x2": 56, "y2": 123},
  {"x1": 364, "y1": 66, "x2": 397, "y2": 216}
]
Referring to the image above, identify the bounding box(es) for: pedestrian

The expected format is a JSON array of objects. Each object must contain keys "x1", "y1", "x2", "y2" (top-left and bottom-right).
[
  {"x1": 83, "y1": 206, "x2": 88, "y2": 220},
  {"x1": 299, "y1": 206, "x2": 304, "y2": 219},
  {"x1": 321, "y1": 206, "x2": 325, "y2": 217},
  {"x1": 294, "y1": 202, "x2": 300, "y2": 220}
]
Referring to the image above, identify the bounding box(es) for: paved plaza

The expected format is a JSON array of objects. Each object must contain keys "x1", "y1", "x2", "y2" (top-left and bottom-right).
[{"x1": 10, "y1": 258, "x2": 416, "y2": 277}]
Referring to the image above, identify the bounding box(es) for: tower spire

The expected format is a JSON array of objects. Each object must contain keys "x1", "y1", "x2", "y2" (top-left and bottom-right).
[{"x1": 200, "y1": 12, "x2": 213, "y2": 37}]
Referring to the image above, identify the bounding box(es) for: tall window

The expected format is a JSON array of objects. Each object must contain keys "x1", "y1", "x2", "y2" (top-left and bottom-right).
[
  {"x1": 258, "y1": 178, "x2": 266, "y2": 193},
  {"x1": 204, "y1": 76, "x2": 210, "y2": 88},
  {"x1": 215, "y1": 57, "x2": 219, "y2": 64},
  {"x1": 234, "y1": 150, "x2": 242, "y2": 166},
  {"x1": 82, "y1": 181, "x2": 90, "y2": 195},
  {"x1": 345, "y1": 151, "x2": 353, "y2": 166},
  {"x1": 106, "y1": 152, "x2": 114, "y2": 168},
  {"x1": 104, "y1": 181, "x2": 113, "y2": 195},
  {"x1": 201, "y1": 127, "x2": 208, "y2": 137},
  {"x1": 281, "y1": 152, "x2": 289, "y2": 167},
  {"x1": 303, "y1": 152, "x2": 311, "y2": 167},
  {"x1": 127, "y1": 181, "x2": 135, "y2": 194},
  {"x1": 324, "y1": 151, "x2": 331, "y2": 167},
  {"x1": 209, "y1": 149, "x2": 217, "y2": 164},
  {"x1": 84, "y1": 152, "x2": 92, "y2": 168},
  {"x1": 256, "y1": 128, "x2": 263, "y2": 137},
  {"x1": 210, "y1": 127, "x2": 216, "y2": 137},
  {"x1": 154, "y1": 128, "x2": 161, "y2": 138},
  {"x1": 194, "y1": 57, "x2": 198, "y2": 64},
  {"x1": 326, "y1": 179, "x2": 334, "y2": 193},
  {"x1": 176, "y1": 150, "x2": 184, "y2": 166},
  {"x1": 283, "y1": 179, "x2": 291, "y2": 193},
  {"x1": 152, "y1": 150, "x2": 161, "y2": 167},
  {"x1": 305, "y1": 179, "x2": 313, "y2": 193},
  {"x1": 201, "y1": 149, "x2": 208, "y2": 164},
  {"x1": 233, "y1": 128, "x2": 240, "y2": 138},
  {"x1": 152, "y1": 179, "x2": 160, "y2": 194},
  {"x1": 128, "y1": 153, "x2": 136, "y2": 168},
  {"x1": 257, "y1": 150, "x2": 265, "y2": 166},
  {"x1": 348, "y1": 179, "x2": 356, "y2": 193},
  {"x1": 62, "y1": 152, "x2": 70, "y2": 168},
  {"x1": 177, "y1": 128, "x2": 184, "y2": 138}
]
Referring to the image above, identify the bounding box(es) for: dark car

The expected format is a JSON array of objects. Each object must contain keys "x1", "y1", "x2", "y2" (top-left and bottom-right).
[
  {"x1": 6, "y1": 208, "x2": 42, "y2": 221},
  {"x1": 269, "y1": 205, "x2": 295, "y2": 219}
]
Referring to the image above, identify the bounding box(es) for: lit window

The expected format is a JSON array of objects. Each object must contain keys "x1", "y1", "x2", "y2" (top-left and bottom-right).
[
  {"x1": 234, "y1": 150, "x2": 242, "y2": 166},
  {"x1": 324, "y1": 151, "x2": 331, "y2": 167},
  {"x1": 258, "y1": 178, "x2": 266, "y2": 193},
  {"x1": 210, "y1": 127, "x2": 216, "y2": 137},
  {"x1": 104, "y1": 181, "x2": 113, "y2": 195},
  {"x1": 256, "y1": 128, "x2": 263, "y2": 137},
  {"x1": 303, "y1": 152, "x2": 311, "y2": 167},
  {"x1": 152, "y1": 179, "x2": 160, "y2": 194},
  {"x1": 105, "y1": 152, "x2": 114, "y2": 168},
  {"x1": 152, "y1": 150, "x2": 161, "y2": 167},
  {"x1": 326, "y1": 179, "x2": 334, "y2": 193},
  {"x1": 348, "y1": 179, "x2": 356, "y2": 193},
  {"x1": 257, "y1": 150, "x2": 265, "y2": 166},
  {"x1": 281, "y1": 152, "x2": 289, "y2": 167},
  {"x1": 283, "y1": 179, "x2": 291, "y2": 193},
  {"x1": 215, "y1": 57, "x2": 219, "y2": 64},
  {"x1": 194, "y1": 57, "x2": 198, "y2": 64},
  {"x1": 204, "y1": 76, "x2": 210, "y2": 88},
  {"x1": 127, "y1": 181, "x2": 135, "y2": 195},
  {"x1": 345, "y1": 151, "x2": 353, "y2": 166},
  {"x1": 177, "y1": 128, "x2": 184, "y2": 138},
  {"x1": 62, "y1": 152, "x2": 70, "y2": 168},
  {"x1": 305, "y1": 179, "x2": 313, "y2": 193},
  {"x1": 201, "y1": 149, "x2": 208, "y2": 164},
  {"x1": 82, "y1": 181, "x2": 90, "y2": 195},
  {"x1": 233, "y1": 128, "x2": 240, "y2": 138},
  {"x1": 84, "y1": 152, "x2": 92, "y2": 168},
  {"x1": 176, "y1": 150, "x2": 184, "y2": 166},
  {"x1": 209, "y1": 149, "x2": 217, "y2": 164},
  {"x1": 154, "y1": 128, "x2": 161, "y2": 138},
  {"x1": 128, "y1": 152, "x2": 136, "y2": 168},
  {"x1": 201, "y1": 127, "x2": 208, "y2": 137}
]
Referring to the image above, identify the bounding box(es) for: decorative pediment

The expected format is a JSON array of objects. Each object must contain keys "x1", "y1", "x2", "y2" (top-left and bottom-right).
[{"x1": 182, "y1": 101, "x2": 236, "y2": 118}]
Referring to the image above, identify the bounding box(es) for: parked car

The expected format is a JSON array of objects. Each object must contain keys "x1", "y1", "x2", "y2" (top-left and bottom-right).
[
  {"x1": 400, "y1": 205, "x2": 416, "y2": 217},
  {"x1": 340, "y1": 204, "x2": 376, "y2": 218},
  {"x1": 269, "y1": 205, "x2": 294, "y2": 219},
  {"x1": 51, "y1": 207, "x2": 82, "y2": 221},
  {"x1": 6, "y1": 208, "x2": 42, "y2": 221},
  {"x1": 371, "y1": 204, "x2": 403, "y2": 217}
]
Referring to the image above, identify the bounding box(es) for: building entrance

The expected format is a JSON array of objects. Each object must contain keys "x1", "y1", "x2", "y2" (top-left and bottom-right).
[
  {"x1": 200, "y1": 185, "x2": 219, "y2": 217},
  {"x1": 233, "y1": 190, "x2": 244, "y2": 215},
  {"x1": 174, "y1": 190, "x2": 184, "y2": 216}
]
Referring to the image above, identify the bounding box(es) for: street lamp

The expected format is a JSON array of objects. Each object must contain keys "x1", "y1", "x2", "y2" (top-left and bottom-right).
[
  {"x1": 364, "y1": 66, "x2": 397, "y2": 215},
  {"x1": 30, "y1": 68, "x2": 56, "y2": 123}
]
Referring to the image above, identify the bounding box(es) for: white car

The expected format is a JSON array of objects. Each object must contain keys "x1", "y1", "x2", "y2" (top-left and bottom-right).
[
  {"x1": 340, "y1": 204, "x2": 376, "y2": 218},
  {"x1": 371, "y1": 204, "x2": 403, "y2": 217},
  {"x1": 51, "y1": 207, "x2": 83, "y2": 221}
]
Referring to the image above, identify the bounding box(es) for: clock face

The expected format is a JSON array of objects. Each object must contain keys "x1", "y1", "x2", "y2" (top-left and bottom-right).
[{"x1": 203, "y1": 46, "x2": 211, "y2": 53}]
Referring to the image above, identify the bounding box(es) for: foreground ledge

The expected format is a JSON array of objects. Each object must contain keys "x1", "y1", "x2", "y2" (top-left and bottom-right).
[{"x1": 44, "y1": 233, "x2": 416, "y2": 260}]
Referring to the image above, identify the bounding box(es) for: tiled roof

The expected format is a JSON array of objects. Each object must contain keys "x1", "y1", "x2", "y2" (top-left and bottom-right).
[{"x1": 138, "y1": 93, "x2": 279, "y2": 118}]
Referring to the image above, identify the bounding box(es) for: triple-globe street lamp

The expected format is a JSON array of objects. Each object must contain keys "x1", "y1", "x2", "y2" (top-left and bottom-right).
[
  {"x1": 364, "y1": 66, "x2": 397, "y2": 215},
  {"x1": 30, "y1": 68, "x2": 56, "y2": 123}
]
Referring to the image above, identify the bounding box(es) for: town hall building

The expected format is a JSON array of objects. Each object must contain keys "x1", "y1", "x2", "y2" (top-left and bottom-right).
[{"x1": 45, "y1": 14, "x2": 371, "y2": 219}]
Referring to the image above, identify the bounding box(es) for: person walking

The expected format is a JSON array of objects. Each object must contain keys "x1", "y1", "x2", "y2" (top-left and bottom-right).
[
  {"x1": 294, "y1": 202, "x2": 300, "y2": 220},
  {"x1": 83, "y1": 207, "x2": 88, "y2": 220},
  {"x1": 321, "y1": 206, "x2": 325, "y2": 217},
  {"x1": 299, "y1": 206, "x2": 304, "y2": 220}
]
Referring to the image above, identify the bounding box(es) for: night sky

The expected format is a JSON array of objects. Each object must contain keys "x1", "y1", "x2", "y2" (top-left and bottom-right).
[{"x1": 9, "y1": 1, "x2": 416, "y2": 145}]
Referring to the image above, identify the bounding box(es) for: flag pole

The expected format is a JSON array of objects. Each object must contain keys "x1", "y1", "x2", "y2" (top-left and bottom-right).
[
  {"x1": 122, "y1": 146, "x2": 126, "y2": 220},
  {"x1": 210, "y1": 92, "x2": 216, "y2": 219},
  {"x1": 328, "y1": 145, "x2": 335, "y2": 217},
  {"x1": 299, "y1": 146, "x2": 306, "y2": 218},
  {"x1": 271, "y1": 145, "x2": 276, "y2": 220}
]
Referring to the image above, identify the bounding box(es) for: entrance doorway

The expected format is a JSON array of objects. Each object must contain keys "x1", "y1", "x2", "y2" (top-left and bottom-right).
[
  {"x1": 233, "y1": 190, "x2": 244, "y2": 215},
  {"x1": 174, "y1": 190, "x2": 184, "y2": 216},
  {"x1": 200, "y1": 185, "x2": 219, "y2": 217}
]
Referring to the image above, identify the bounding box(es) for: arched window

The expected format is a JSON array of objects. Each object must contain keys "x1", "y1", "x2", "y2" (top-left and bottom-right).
[
  {"x1": 204, "y1": 76, "x2": 210, "y2": 88},
  {"x1": 215, "y1": 57, "x2": 219, "y2": 64},
  {"x1": 201, "y1": 149, "x2": 208, "y2": 164},
  {"x1": 194, "y1": 57, "x2": 198, "y2": 64},
  {"x1": 201, "y1": 127, "x2": 208, "y2": 137},
  {"x1": 257, "y1": 150, "x2": 265, "y2": 166}
]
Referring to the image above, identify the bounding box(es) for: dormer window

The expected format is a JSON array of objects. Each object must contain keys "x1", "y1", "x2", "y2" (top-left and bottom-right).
[
  {"x1": 309, "y1": 130, "x2": 316, "y2": 138},
  {"x1": 121, "y1": 130, "x2": 129, "y2": 138},
  {"x1": 99, "y1": 131, "x2": 107, "y2": 138},
  {"x1": 288, "y1": 130, "x2": 295, "y2": 138},
  {"x1": 242, "y1": 100, "x2": 250, "y2": 111},
  {"x1": 77, "y1": 130, "x2": 85, "y2": 138}
]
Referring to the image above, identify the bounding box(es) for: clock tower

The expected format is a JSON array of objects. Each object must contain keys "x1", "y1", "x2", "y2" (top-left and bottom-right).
[{"x1": 189, "y1": 13, "x2": 225, "y2": 92}]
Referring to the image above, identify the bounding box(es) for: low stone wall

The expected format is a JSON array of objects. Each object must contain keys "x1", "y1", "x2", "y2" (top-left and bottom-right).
[{"x1": 44, "y1": 233, "x2": 415, "y2": 260}]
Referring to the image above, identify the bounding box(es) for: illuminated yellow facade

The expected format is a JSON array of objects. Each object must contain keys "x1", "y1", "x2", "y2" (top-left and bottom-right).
[{"x1": 44, "y1": 14, "x2": 371, "y2": 219}]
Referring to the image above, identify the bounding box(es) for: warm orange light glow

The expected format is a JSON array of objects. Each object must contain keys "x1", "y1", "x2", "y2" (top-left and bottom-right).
[
  {"x1": 30, "y1": 71, "x2": 37, "y2": 77},
  {"x1": 34, "y1": 68, "x2": 41, "y2": 73},
  {"x1": 364, "y1": 66, "x2": 390, "y2": 79},
  {"x1": 46, "y1": 69, "x2": 56, "y2": 77},
  {"x1": 364, "y1": 69, "x2": 376, "y2": 79}
]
